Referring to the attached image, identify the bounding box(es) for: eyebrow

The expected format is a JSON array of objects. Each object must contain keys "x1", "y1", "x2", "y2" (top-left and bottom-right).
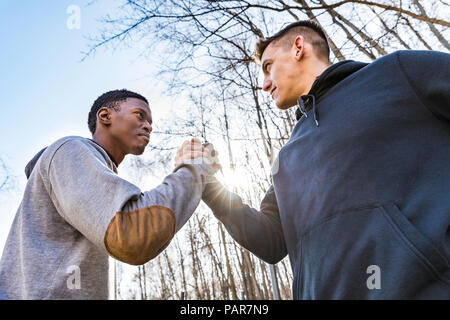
[{"x1": 133, "y1": 107, "x2": 153, "y2": 124}]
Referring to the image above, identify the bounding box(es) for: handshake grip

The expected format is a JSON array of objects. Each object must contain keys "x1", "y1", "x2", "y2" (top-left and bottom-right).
[
  {"x1": 174, "y1": 138, "x2": 221, "y2": 174},
  {"x1": 202, "y1": 142, "x2": 221, "y2": 173},
  {"x1": 202, "y1": 142, "x2": 217, "y2": 157}
]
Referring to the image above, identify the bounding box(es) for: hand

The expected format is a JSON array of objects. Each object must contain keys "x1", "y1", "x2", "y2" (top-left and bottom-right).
[
  {"x1": 174, "y1": 138, "x2": 205, "y2": 166},
  {"x1": 202, "y1": 142, "x2": 221, "y2": 172},
  {"x1": 174, "y1": 138, "x2": 221, "y2": 172}
]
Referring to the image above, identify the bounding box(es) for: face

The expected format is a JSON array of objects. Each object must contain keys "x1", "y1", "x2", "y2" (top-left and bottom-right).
[
  {"x1": 261, "y1": 40, "x2": 309, "y2": 109},
  {"x1": 107, "y1": 97, "x2": 153, "y2": 156}
]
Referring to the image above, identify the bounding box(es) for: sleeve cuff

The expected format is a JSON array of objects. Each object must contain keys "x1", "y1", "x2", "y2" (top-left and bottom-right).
[
  {"x1": 202, "y1": 179, "x2": 237, "y2": 219},
  {"x1": 173, "y1": 159, "x2": 218, "y2": 184}
]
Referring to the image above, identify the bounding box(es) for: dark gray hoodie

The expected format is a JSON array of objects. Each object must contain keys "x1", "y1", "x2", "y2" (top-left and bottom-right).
[{"x1": 203, "y1": 50, "x2": 450, "y2": 299}]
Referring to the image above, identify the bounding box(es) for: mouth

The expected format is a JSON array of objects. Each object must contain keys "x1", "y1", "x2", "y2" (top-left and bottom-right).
[
  {"x1": 137, "y1": 133, "x2": 150, "y2": 142},
  {"x1": 270, "y1": 87, "x2": 277, "y2": 99}
]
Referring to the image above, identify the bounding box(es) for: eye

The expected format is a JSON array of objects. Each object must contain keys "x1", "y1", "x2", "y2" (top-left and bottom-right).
[
  {"x1": 136, "y1": 111, "x2": 144, "y2": 119},
  {"x1": 263, "y1": 62, "x2": 271, "y2": 73}
]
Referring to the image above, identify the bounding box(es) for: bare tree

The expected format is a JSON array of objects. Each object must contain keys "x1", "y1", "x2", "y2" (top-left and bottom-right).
[{"x1": 0, "y1": 157, "x2": 15, "y2": 193}]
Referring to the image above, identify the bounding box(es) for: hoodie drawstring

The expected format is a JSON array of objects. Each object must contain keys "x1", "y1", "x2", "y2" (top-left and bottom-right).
[{"x1": 297, "y1": 94, "x2": 319, "y2": 127}]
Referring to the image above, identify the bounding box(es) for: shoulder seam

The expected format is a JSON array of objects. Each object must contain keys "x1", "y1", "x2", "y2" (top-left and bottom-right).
[
  {"x1": 46, "y1": 138, "x2": 87, "y2": 196},
  {"x1": 395, "y1": 51, "x2": 437, "y2": 118}
]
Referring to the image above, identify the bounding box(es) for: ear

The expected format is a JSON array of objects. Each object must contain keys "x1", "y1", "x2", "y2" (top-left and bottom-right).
[
  {"x1": 97, "y1": 107, "x2": 112, "y2": 127},
  {"x1": 293, "y1": 35, "x2": 305, "y2": 61}
]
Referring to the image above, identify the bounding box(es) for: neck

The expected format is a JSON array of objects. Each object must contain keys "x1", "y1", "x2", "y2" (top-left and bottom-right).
[
  {"x1": 92, "y1": 133, "x2": 124, "y2": 165},
  {"x1": 301, "y1": 58, "x2": 331, "y2": 95}
]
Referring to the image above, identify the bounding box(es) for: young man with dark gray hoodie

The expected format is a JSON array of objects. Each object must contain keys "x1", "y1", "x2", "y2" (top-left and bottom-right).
[
  {"x1": 199, "y1": 20, "x2": 450, "y2": 299},
  {"x1": 0, "y1": 89, "x2": 218, "y2": 299}
]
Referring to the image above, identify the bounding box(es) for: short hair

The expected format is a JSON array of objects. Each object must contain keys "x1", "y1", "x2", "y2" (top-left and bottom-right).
[
  {"x1": 254, "y1": 20, "x2": 330, "y2": 64},
  {"x1": 87, "y1": 89, "x2": 148, "y2": 135}
]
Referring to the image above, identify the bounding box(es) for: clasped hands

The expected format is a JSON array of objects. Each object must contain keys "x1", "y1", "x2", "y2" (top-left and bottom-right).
[{"x1": 174, "y1": 138, "x2": 221, "y2": 174}]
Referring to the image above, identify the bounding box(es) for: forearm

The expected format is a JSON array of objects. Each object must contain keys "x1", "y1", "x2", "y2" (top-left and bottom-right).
[
  {"x1": 136, "y1": 163, "x2": 211, "y2": 232},
  {"x1": 203, "y1": 180, "x2": 287, "y2": 264},
  {"x1": 105, "y1": 162, "x2": 213, "y2": 265}
]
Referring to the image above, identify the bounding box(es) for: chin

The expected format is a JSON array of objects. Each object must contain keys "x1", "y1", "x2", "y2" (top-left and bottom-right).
[
  {"x1": 132, "y1": 145, "x2": 147, "y2": 155},
  {"x1": 275, "y1": 100, "x2": 296, "y2": 110}
]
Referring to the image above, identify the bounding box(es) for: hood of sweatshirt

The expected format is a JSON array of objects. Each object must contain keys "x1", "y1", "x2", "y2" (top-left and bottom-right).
[
  {"x1": 295, "y1": 60, "x2": 369, "y2": 124},
  {"x1": 24, "y1": 147, "x2": 47, "y2": 179},
  {"x1": 24, "y1": 139, "x2": 118, "y2": 179}
]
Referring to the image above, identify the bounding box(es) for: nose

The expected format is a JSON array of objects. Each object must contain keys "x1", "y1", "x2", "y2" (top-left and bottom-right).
[
  {"x1": 142, "y1": 121, "x2": 152, "y2": 134},
  {"x1": 262, "y1": 76, "x2": 272, "y2": 92}
]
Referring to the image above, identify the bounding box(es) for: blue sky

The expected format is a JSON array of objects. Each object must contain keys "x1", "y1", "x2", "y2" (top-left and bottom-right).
[{"x1": 0, "y1": 0, "x2": 168, "y2": 254}]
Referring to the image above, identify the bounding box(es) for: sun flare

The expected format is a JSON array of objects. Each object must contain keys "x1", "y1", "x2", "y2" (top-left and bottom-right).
[{"x1": 217, "y1": 165, "x2": 252, "y2": 191}]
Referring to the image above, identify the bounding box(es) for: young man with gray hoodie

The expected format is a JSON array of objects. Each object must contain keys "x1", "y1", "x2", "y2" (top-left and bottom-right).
[{"x1": 0, "y1": 89, "x2": 218, "y2": 299}]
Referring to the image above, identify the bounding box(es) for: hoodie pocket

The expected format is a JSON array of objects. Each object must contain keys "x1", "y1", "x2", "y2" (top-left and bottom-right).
[
  {"x1": 379, "y1": 203, "x2": 449, "y2": 284},
  {"x1": 297, "y1": 203, "x2": 449, "y2": 299}
]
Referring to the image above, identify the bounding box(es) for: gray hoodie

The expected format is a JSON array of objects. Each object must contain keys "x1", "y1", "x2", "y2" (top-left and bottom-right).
[{"x1": 0, "y1": 136, "x2": 213, "y2": 299}]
